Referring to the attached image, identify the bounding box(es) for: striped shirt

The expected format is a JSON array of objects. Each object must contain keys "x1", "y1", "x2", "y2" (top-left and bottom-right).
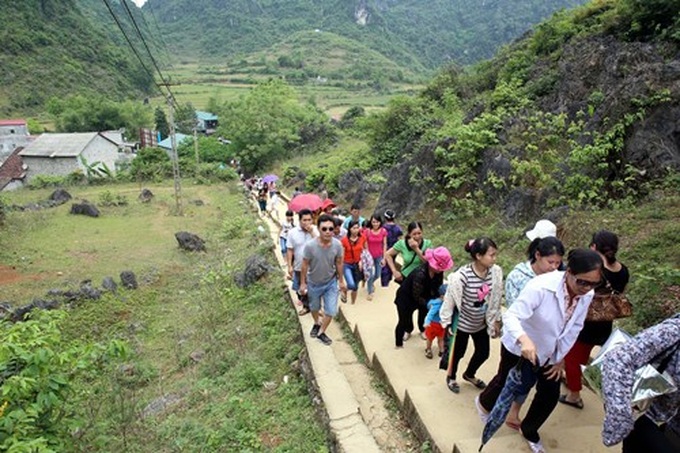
[{"x1": 456, "y1": 264, "x2": 494, "y2": 334}]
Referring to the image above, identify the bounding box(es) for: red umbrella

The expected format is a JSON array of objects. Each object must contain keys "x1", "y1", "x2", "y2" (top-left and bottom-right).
[{"x1": 288, "y1": 193, "x2": 323, "y2": 212}]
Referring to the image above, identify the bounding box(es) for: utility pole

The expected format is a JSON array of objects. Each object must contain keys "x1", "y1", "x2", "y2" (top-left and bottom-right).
[
  {"x1": 194, "y1": 127, "x2": 200, "y2": 166},
  {"x1": 167, "y1": 96, "x2": 182, "y2": 215}
]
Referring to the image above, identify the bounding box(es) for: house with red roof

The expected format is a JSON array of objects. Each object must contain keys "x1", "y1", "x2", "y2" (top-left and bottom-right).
[
  {"x1": 0, "y1": 147, "x2": 27, "y2": 191},
  {"x1": 0, "y1": 119, "x2": 32, "y2": 162}
]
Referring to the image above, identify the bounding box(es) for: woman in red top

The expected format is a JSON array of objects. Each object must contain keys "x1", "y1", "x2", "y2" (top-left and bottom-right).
[
  {"x1": 341, "y1": 220, "x2": 366, "y2": 304},
  {"x1": 364, "y1": 214, "x2": 388, "y2": 301}
]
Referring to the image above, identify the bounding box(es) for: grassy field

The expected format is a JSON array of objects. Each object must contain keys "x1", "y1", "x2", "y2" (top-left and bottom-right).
[
  {"x1": 153, "y1": 61, "x2": 420, "y2": 118},
  {"x1": 0, "y1": 181, "x2": 329, "y2": 451}
]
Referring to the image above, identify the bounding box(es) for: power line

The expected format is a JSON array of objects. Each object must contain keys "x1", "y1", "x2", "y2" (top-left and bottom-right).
[
  {"x1": 100, "y1": 0, "x2": 177, "y2": 107},
  {"x1": 120, "y1": 0, "x2": 177, "y2": 106}
]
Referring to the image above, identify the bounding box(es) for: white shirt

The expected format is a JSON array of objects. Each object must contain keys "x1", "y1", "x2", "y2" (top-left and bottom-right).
[{"x1": 502, "y1": 270, "x2": 594, "y2": 365}]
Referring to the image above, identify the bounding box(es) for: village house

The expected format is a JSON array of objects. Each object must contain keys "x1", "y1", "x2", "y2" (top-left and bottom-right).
[
  {"x1": 196, "y1": 111, "x2": 218, "y2": 134},
  {"x1": 157, "y1": 133, "x2": 191, "y2": 158},
  {"x1": 19, "y1": 132, "x2": 122, "y2": 182},
  {"x1": 0, "y1": 147, "x2": 27, "y2": 191},
  {"x1": 0, "y1": 119, "x2": 33, "y2": 161}
]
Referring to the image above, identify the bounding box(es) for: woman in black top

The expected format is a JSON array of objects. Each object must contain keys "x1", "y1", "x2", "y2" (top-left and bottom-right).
[
  {"x1": 560, "y1": 230, "x2": 630, "y2": 409},
  {"x1": 394, "y1": 247, "x2": 453, "y2": 347}
]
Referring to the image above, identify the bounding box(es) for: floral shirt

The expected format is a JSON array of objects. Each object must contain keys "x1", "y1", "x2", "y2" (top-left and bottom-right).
[{"x1": 601, "y1": 315, "x2": 680, "y2": 446}]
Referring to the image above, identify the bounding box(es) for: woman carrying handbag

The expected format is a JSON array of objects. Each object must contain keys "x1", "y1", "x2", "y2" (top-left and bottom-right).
[{"x1": 560, "y1": 230, "x2": 630, "y2": 409}]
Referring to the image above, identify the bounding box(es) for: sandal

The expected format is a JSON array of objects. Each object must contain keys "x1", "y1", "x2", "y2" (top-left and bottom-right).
[
  {"x1": 446, "y1": 377, "x2": 460, "y2": 394},
  {"x1": 425, "y1": 348, "x2": 433, "y2": 359},
  {"x1": 340, "y1": 292, "x2": 347, "y2": 303},
  {"x1": 558, "y1": 394, "x2": 584, "y2": 409},
  {"x1": 463, "y1": 374, "x2": 487, "y2": 389},
  {"x1": 298, "y1": 307, "x2": 310, "y2": 316},
  {"x1": 505, "y1": 420, "x2": 521, "y2": 431}
]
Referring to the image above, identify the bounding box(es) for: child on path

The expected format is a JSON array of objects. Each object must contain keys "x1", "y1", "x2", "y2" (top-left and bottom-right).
[
  {"x1": 279, "y1": 210, "x2": 295, "y2": 257},
  {"x1": 424, "y1": 284, "x2": 448, "y2": 359}
]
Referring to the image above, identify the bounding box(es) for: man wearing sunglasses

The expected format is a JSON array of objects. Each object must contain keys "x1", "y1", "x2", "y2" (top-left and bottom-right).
[{"x1": 299, "y1": 214, "x2": 347, "y2": 346}]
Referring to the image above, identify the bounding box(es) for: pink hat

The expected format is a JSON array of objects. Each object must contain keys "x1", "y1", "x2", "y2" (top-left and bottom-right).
[{"x1": 424, "y1": 247, "x2": 454, "y2": 272}]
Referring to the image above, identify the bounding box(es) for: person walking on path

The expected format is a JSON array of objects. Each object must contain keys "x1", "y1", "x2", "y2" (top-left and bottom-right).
[
  {"x1": 384, "y1": 221, "x2": 432, "y2": 285},
  {"x1": 394, "y1": 247, "x2": 453, "y2": 348},
  {"x1": 381, "y1": 210, "x2": 403, "y2": 286},
  {"x1": 601, "y1": 314, "x2": 680, "y2": 452},
  {"x1": 286, "y1": 209, "x2": 318, "y2": 316},
  {"x1": 476, "y1": 249, "x2": 603, "y2": 453},
  {"x1": 501, "y1": 236, "x2": 565, "y2": 429},
  {"x1": 257, "y1": 183, "x2": 268, "y2": 215},
  {"x1": 561, "y1": 230, "x2": 630, "y2": 410},
  {"x1": 440, "y1": 238, "x2": 503, "y2": 394},
  {"x1": 340, "y1": 220, "x2": 366, "y2": 304},
  {"x1": 279, "y1": 210, "x2": 295, "y2": 257},
  {"x1": 424, "y1": 284, "x2": 448, "y2": 359},
  {"x1": 364, "y1": 214, "x2": 387, "y2": 301},
  {"x1": 342, "y1": 204, "x2": 365, "y2": 230},
  {"x1": 299, "y1": 214, "x2": 347, "y2": 346}
]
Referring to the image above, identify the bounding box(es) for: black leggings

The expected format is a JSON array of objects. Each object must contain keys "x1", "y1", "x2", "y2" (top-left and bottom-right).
[
  {"x1": 394, "y1": 301, "x2": 426, "y2": 347},
  {"x1": 449, "y1": 328, "x2": 490, "y2": 380}
]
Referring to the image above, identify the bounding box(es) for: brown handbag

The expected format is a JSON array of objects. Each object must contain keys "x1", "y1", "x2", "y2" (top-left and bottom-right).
[{"x1": 585, "y1": 280, "x2": 633, "y2": 322}]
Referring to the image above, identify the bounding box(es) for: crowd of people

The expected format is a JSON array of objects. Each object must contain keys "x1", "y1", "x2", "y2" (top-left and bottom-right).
[{"x1": 249, "y1": 181, "x2": 678, "y2": 453}]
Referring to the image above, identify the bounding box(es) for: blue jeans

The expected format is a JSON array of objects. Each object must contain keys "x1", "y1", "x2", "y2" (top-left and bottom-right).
[
  {"x1": 367, "y1": 257, "x2": 382, "y2": 295},
  {"x1": 279, "y1": 237, "x2": 287, "y2": 256},
  {"x1": 343, "y1": 263, "x2": 360, "y2": 291},
  {"x1": 307, "y1": 278, "x2": 339, "y2": 316}
]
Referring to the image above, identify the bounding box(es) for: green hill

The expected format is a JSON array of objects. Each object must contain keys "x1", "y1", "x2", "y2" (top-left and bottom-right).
[
  {"x1": 143, "y1": 0, "x2": 587, "y2": 69},
  {"x1": 0, "y1": 0, "x2": 156, "y2": 116}
]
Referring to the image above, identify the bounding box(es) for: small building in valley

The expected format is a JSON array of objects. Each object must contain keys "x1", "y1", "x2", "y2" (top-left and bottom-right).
[
  {"x1": 0, "y1": 119, "x2": 33, "y2": 162},
  {"x1": 196, "y1": 111, "x2": 218, "y2": 134},
  {"x1": 19, "y1": 132, "x2": 121, "y2": 182},
  {"x1": 157, "y1": 133, "x2": 191, "y2": 159},
  {"x1": 0, "y1": 147, "x2": 27, "y2": 191}
]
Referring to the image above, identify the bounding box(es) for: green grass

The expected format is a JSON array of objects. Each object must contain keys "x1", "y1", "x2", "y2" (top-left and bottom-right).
[{"x1": 0, "y1": 181, "x2": 329, "y2": 451}]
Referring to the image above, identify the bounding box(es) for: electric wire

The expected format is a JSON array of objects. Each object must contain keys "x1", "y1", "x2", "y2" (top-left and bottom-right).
[
  {"x1": 120, "y1": 0, "x2": 177, "y2": 105},
  {"x1": 100, "y1": 0, "x2": 177, "y2": 107}
]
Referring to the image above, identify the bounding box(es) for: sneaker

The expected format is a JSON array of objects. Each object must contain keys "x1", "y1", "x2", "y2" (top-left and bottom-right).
[
  {"x1": 317, "y1": 332, "x2": 333, "y2": 345},
  {"x1": 474, "y1": 395, "x2": 489, "y2": 424},
  {"x1": 525, "y1": 438, "x2": 546, "y2": 453},
  {"x1": 425, "y1": 348, "x2": 433, "y2": 359},
  {"x1": 310, "y1": 324, "x2": 321, "y2": 338},
  {"x1": 446, "y1": 377, "x2": 460, "y2": 394},
  {"x1": 420, "y1": 332, "x2": 427, "y2": 340},
  {"x1": 403, "y1": 332, "x2": 411, "y2": 342}
]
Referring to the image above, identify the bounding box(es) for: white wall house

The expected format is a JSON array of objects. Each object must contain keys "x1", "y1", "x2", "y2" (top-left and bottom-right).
[
  {"x1": 0, "y1": 119, "x2": 32, "y2": 161},
  {"x1": 19, "y1": 132, "x2": 120, "y2": 182}
]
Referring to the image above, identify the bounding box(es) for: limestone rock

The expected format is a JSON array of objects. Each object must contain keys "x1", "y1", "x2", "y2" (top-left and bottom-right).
[
  {"x1": 120, "y1": 270, "x2": 138, "y2": 289},
  {"x1": 70, "y1": 201, "x2": 100, "y2": 217},
  {"x1": 175, "y1": 231, "x2": 206, "y2": 252}
]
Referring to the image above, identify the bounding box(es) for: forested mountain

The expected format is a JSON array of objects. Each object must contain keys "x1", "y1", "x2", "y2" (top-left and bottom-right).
[
  {"x1": 143, "y1": 0, "x2": 587, "y2": 69},
  {"x1": 0, "y1": 0, "x2": 155, "y2": 115}
]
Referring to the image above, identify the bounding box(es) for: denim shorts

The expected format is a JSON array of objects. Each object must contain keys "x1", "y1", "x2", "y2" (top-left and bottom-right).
[{"x1": 307, "y1": 278, "x2": 339, "y2": 317}]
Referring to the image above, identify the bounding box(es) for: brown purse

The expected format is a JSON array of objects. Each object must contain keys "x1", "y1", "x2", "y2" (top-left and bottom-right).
[{"x1": 585, "y1": 279, "x2": 632, "y2": 322}]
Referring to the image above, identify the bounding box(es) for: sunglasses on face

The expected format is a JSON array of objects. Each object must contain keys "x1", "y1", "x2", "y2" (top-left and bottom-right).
[
  {"x1": 573, "y1": 275, "x2": 600, "y2": 288},
  {"x1": 320, "y1": 226, "x2": 334, "y2": 232}
]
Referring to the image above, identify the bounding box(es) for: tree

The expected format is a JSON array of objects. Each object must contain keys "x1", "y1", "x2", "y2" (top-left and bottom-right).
[
  {"x1": 154, "y1": 106, "x2": 169, "y2": 140},
  {"x1": 174, "y1": 102, "x2": 197, "y2": 134},
  {"x1": 217, "y1": 79, "x2": 330, "y2": 173}
]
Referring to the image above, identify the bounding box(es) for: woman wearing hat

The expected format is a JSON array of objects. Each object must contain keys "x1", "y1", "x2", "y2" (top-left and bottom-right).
[
  {"x1": 440, "y1": 237, "x2": 503, "y2": 393},
  {"x1": 394, "y1": 247, "x2": 454, "y2": 348}
]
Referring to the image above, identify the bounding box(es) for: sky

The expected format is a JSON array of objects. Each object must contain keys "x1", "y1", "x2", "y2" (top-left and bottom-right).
[{"x1": 132, "y1": 0, "x2": 147, "y2": 6}]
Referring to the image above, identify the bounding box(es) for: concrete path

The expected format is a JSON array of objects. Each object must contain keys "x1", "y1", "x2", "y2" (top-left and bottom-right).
[{"x1": 258, "y1": 191, "x2": 614, "y2": 453}]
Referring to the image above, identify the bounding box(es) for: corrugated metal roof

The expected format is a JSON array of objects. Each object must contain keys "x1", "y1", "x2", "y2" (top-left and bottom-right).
[
  {"x1": 19, "y1": 133, "x2": 99, "y2": 157},
  {"x1": 158, "y1": 133, "x2": 191, "y2": 150},
  {"x1": 196, "y1": 111, "x2": 218, "y2": 121}
]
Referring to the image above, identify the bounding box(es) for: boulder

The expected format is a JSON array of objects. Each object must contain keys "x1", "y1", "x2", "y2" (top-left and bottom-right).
[
  {"x1": 139, "y1": 188, "x2": 154, "y2": 203},
  {"x1": 120, "y1": 270, "x2": 138, "y2": 289},
  {"x1": 80, "y1": 281, "x2": 102, "y2": 300},
  {"x1": 234, "y1": 254, "x2": 276, "y2": 288},
  {"x1": 70, "y1": 201, "x2": 100, "y2": 217},
  {"x1": 175, "y1": 231, "x2": 206, "y2": 252},
  {"x1": 49, "y1": 188, "x2": 72, "y2": 205},
  {"x1": 102, "y1": 276, "x2": 118, "y2": 293}
]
